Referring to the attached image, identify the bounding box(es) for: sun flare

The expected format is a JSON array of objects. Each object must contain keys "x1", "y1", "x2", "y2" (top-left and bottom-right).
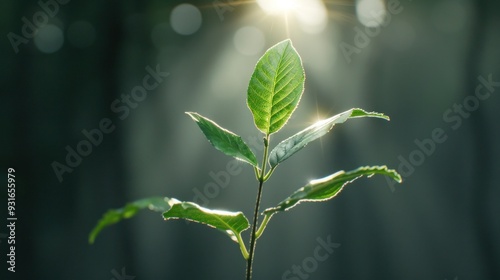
[{"x1": 256, "y1": 0, "x2": 300, "y2": 15}]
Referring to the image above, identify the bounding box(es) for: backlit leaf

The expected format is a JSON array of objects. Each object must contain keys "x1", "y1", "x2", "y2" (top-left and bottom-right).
[
  {"x1": 269, "y1": 108, "x2": 389, "y2": 168},
  {"x1": 89, "y1": 197, "x2": 170, "y2": 244},
  {"x1": 163, "y1": 199, "x2": 249, "y2": 243},
  {"x1": 187, "y1": 112, "x2": 258, "y2": 167},
  {"x1": 264, "y1": 166, "x2": 402, "y2": 216},
  {"x1": 247, "y1": 39, "x2": 305, "y2": 135}
]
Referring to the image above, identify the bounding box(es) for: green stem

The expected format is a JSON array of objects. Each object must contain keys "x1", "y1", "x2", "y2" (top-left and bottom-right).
[
  {"x1": 255, "y1": 214, "x2": 272, "y2": 240},
  {"x1": 263, "y1": 166, "x2": 276, "y2": 182},
  {"x1": 246, "y1": 135, "x2": 270, "y2": 280},
  {"x1": 236, "y1": 233, "x2": 249, "y2": 260},
  {"x1": 253, "y1": 166, "x2": 261, "y2": 181}
]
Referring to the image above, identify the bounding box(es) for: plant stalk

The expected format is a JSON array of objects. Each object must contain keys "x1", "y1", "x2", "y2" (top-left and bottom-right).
[
  {"x1": 255, "y1": 213, "x2": 272, "y2": 239},
  {"x1": 245, "y1": 135, "x2": 270, "y2": 280}
]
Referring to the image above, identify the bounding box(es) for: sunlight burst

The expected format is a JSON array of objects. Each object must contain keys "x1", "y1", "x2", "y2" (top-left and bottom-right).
[
  {"x1": 257, "y1": 0, "x2": 328, "y2": 34},
  {"x1": 256, "y1": 0, "x2": 300, "y2": 15}
]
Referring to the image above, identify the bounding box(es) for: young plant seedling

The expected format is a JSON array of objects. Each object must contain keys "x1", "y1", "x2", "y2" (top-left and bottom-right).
[{"x1": 89, "y1": 39, "x2": 402, "y2": 280}]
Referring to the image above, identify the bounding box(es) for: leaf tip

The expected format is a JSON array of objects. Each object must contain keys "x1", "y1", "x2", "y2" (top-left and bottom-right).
[
  {"x1": 393, "y1": 172, "x2": 403, "y2": 183},
  {"x1": 379, "y1": 114, "x2": 390, "y2": 121},
  {"x1": 185, "y1": 112, "x2": 201, "y2": 122},
  {"x1": 282, "y1": 38, "x2": 292, "y2": 45},
  {"x1": 383, "y1": 166, "x2": 402, "y2": 183}
]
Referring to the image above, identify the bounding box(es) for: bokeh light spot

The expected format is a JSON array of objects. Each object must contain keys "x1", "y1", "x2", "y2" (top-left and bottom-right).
[
  {"x1": 294, "y1": 0, "x2": 328, "y2": 34},
  {"x1": 34, "y1": 24, "x2": 64, "y2": 53},
  {"x1": 170, "y1": 4, "x2": 202, "y2": 35},
  {"x1": 356, "y1": 0, "x2": 387, "y2": 28},
  {"x1": 233, "y1": 26, "x2": 265, "y2": 55}
]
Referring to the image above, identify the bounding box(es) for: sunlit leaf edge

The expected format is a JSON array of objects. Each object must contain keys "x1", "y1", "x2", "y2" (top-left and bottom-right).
[{"x1": 263, "y1": 166, "x2": 402, "y2": 216}]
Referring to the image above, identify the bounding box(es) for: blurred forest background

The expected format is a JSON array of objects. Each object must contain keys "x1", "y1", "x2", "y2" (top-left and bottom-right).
[{"x1": 1, "y1": 0, "x2": 499, "y2": 279}]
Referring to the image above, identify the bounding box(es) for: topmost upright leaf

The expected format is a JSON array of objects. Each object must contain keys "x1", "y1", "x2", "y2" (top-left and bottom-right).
[{"x1": 247, "y1": 39, "x2": 305, "y2": 135}]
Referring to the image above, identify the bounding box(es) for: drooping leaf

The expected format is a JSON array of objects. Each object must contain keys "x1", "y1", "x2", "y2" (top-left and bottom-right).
[
  {"x1": 89, "y1": 197, "x2": 170, "y2": 244},
  {"x1": 163, "y1": 199, "x2": 250, "y2": 243},
  {"x1": 269, "y1": 108, "x2": 389, "y2": 168},
  {"x1": 247, "y1": 39, "x2": 305, "y2": 135},
  {"x1": 186, "y1": 112, "x2": 258, "y2": 167},
  {"x1": 263, "y1": 166, "x2": 402, "y2": 216}
]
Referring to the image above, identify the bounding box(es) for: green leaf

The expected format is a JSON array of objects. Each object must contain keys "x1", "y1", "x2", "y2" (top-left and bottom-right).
[
  {"x1": 269, "y1": 108, "x2": 389, "y2": 168},
  {"x1": 247, "y1": 39, "x2": 305, "y2": 135},
  {"x1": 163, "y1": 199, "x2": 250, "y2": 244},
  {"x1": 263, "y1": 166, "x2": 402, "y2": 216},
  {"x1": 89, "y1": 197, "x2": 170, "y2": 244},
  {"x1": 186, "y1": 112, "x2": 258, "y2": 167}
]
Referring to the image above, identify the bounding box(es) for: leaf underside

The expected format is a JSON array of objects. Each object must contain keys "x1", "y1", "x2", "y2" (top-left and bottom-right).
[
  {"x1": 186, "y1": 112, "x2": 258, "y2": 167},
  {"x1": 163, "y1": 199, "x2": 249, "y2": 243},
  {"x1": 247, "y1": 39, "x2": 305, "y2": 135},
  {"x1": 89, "y1": 197, "x2": 170, "y2": 244},
  {"x1": 269, "y1": 108, "x2": 389, "y2": 168},
  {"x1": 263, "y1": 166, "x2": 402, "y2": 216},
  {"x1": 90, "y1": 197, "x2": 250, "y2": 246}
]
